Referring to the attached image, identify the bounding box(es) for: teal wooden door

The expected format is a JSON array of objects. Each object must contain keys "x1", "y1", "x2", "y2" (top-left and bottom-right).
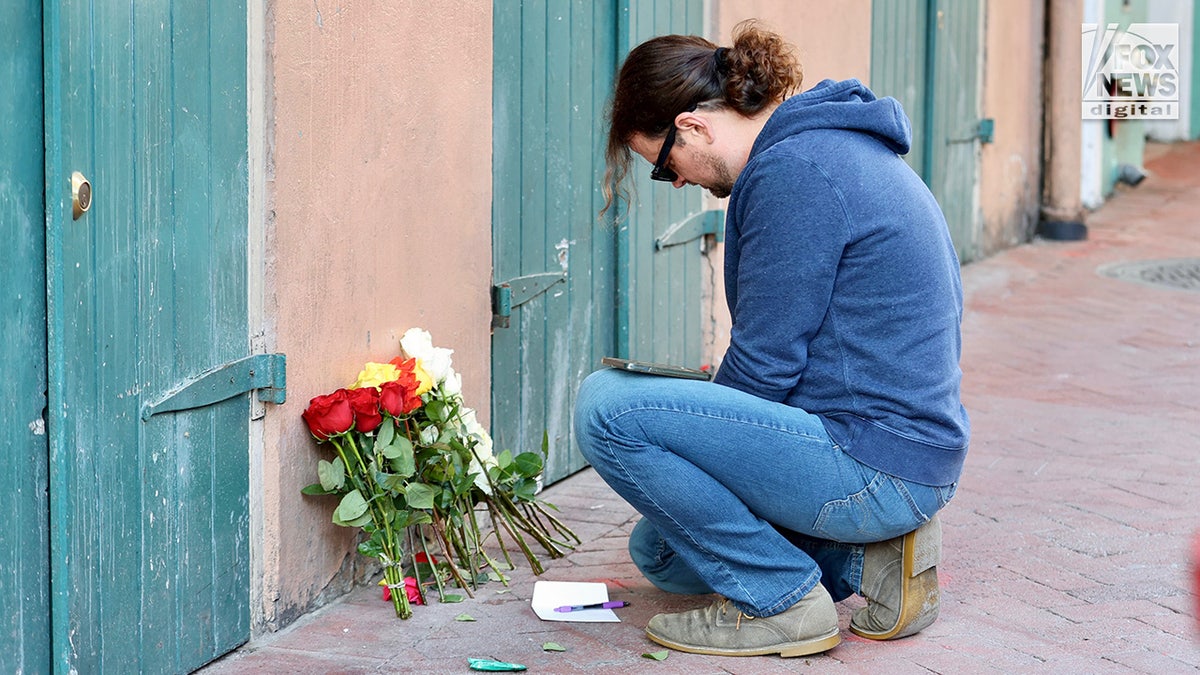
[
  {"x1": 0, "y1": 4, "x2": 52, "y2": 673},
  {"x1": 44, "y1": 1, "x2": 253, "y2": 671},
  {"x1": 492, "y1": 0, "x2": 620, "y2": 483},
  {"x1": 871, "y1": 0, "x2": 982, "y2": 261},
  {"x1": 491, "y1": 0, "x2": 709, "y2": 485},
  {"x1": 617, "y1": 1, "x2": 712, "y2": 363}
]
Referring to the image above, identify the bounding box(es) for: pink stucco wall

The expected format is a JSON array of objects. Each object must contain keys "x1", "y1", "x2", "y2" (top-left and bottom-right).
[
  {"x1": 259, "y1": 1, "x2": 493, "y2": 629},
  {"x1": 980, "y1": 0, "x2": 1047, "y2": 254},
  {"x1": 717, "y1": 1, "x2": 873, "y2": 86}
]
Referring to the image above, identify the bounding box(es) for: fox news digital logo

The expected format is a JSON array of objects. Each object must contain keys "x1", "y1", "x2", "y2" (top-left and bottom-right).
[{"x1": 1082, "y1": 23, "x2": 1179, "y2": 120}]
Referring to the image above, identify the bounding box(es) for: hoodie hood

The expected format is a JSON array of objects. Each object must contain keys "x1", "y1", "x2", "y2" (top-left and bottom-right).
[{"x1": 751, "y1": 78, "x2": 912, "y2": 157}]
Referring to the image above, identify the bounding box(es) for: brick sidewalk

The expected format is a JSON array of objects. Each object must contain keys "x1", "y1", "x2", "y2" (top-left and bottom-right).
[{"x1": 203, "y1": 142, "x2": 1200, "y2": 674}]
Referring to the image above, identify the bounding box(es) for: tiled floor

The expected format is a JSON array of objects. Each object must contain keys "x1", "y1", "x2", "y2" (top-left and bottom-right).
[{"x1": 202, "y1": 142, "x2": 1200, "y2": 674}]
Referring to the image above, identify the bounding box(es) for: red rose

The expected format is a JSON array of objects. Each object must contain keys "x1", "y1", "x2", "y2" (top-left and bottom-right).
[
  {"x1": 383, "y1": 577, "x2": 423, "y2": 605},
  {"x1": 379, "y1": 377, "x2": 422, "y2": 417},
  {"x1": 405, "y1": 576, "x2": 424, "y2": 605},
  {"x1": 301, "y1": 389, "x2": 354, "y2": 440},
  {"x1": 345, "y1": 386, "x2": 383, "y2": 433}
]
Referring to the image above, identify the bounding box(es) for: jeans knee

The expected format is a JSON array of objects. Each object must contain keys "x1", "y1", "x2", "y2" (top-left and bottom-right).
[{"x1": 573, "y1": 368, "x2": 622, "y2": 461}]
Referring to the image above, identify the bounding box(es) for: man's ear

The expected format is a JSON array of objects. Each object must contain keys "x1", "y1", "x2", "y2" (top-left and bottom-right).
[{"x1": 675, "y1": 111, "x2": 715, "y2": 144}]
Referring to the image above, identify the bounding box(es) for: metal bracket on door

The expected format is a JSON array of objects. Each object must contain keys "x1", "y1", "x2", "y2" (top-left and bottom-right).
[
  {"x1": 141, "y1": 353, "x2": 287, "y2": 421},
  {"x1": 491, "y1": 272, "x2": 566, "y2": 329},
  {"x1": 947, "y1": 118, "x2": 995, "y2": 145},
  {"x1": 654, "y1": 210, "x2": 725, "y2": 250}
]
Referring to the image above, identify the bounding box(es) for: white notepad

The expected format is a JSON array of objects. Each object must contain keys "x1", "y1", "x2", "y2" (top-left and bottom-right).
[{"x1": 530, "y1": 580, "x2": 621, "y2": 622}]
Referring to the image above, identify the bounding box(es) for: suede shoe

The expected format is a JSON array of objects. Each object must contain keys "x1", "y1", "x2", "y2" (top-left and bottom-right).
[
  {"x1": 645, "y1": 584, "x2": 841, "y2": 657},
  {"x1": 850, "y1": 514, "x2": 941, "y2": 640}
]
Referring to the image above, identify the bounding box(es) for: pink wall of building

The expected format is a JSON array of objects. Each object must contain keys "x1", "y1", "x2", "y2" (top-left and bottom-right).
[
  {"x1": 980, "y1": 0, "x2": 1047, "y2": 254},
  {"x1": 717, "y1": 1, "x2": 873, "y2": 86},
  {"x1": 257, "y1": 1, "x2": 494, "y2": 629}
]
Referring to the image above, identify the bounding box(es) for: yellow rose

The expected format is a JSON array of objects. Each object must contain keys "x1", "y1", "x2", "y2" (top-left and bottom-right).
[
  {"x1": 350, "y1": 362, "x2": 401, "y2": 390},
  {"x1": 412, "y1": 360, "x2": 434, "y2": 396}
]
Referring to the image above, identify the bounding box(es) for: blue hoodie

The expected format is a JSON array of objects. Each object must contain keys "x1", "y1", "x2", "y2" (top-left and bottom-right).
[{"x1": 713, "y1": 79, "x2": 969, "y2": 486}]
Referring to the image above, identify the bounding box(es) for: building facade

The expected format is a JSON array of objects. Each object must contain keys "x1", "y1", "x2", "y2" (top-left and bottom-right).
[{"x1": 3, "y1": 0, "x2": 1196, "y2": 671}]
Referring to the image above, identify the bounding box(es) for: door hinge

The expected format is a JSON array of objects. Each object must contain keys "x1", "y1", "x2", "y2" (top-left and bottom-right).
[
  {"x1": 948, "y1": 118, "x2": 995, "y2": 145},
  {"x1": 655, "y1": 210, "x2": 725, "y2": 250},
  {"x1": 141, "y1": 353, "x2": 287, "y2": 421},
  {"x1": 491, "y1": 272, "x2": 566, "y2": 329}
]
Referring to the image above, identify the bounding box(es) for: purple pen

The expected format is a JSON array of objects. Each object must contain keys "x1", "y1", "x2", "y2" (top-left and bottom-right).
[{"x1": 554, "y1": 601, "x2": 629, "y2": 613}]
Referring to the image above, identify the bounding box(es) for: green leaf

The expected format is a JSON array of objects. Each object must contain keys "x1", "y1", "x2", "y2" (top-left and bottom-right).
[
  {"x1": 454, "y1": 613, "x2": 476, "y2": 622},
  {"x1": 317, "y1": 457, "x2": 346, "y2": 491},
  {"x1": 512, "y1": 479, "x2": 537, "y2": 503},
  {"x1": 340, "y1": 511, "x2": 373, "y2": 528},
  {"x1": 425, "y1": 400, "x2": 447, "y2": 422},
  {"x1": 374, "y1": 418, "x2": 396, "y2": 451},
  {"x1": 496, "y1": 449, "x2": 513, "y2": 470},
  {"x1": 512, "y1": 452, "x2": 543, "y2": 478},
  {"x1": 357, "y1": 531, "x2": 384, "y2": 558},
  {"x1": 542, "y1": 642, "x2": 566, "y2": 652},
  {"x1": 541, "y1": 429, "x2": 550, "y2": 457},
  {"x1": 404, "y1": 482, "x2": 436, "y2": 510},
  {"x1": 300, "y1": 482, "x2": 334, "y2": 496},
  {"x1": 440, "y1": 593, "x2": 465, "y2": 603},
  {"x1": 486, "y1": 571, "x2": 509, "y2": 583},
  {"x1": 407, "y1": 511, "x2": 433, "y2": 527},
  {"x1": 382, "y1": 432, "x2": 414, "y2": 458},
  {"x1": 642, "y1": 650, "x2": 669, "y2": 661},
  {"x1": 332, "y1": 489, "x2": 369, "y2": 526},
  {"x1": 388, "y1": 446, "x2": 416, "y2": 477}
]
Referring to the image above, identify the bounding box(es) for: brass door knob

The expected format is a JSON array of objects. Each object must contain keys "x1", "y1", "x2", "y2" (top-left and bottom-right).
[{"x1": 72, "y1": 171, "x2": 92, "y2": 220}]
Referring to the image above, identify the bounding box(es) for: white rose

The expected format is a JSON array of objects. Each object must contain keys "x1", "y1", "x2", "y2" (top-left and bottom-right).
[
  {"x1": 401, "y1": 327, "x2": 455, "y2": 383},
  {"x1": 442, "y1": 369, "x2": 463, "y2": 397},
  {"x1": 419, "y1": 425, "x2": 439, "y2": 446},
  {"x1": 459, "y1": 408, "x2": 493, "y2": 459},
  {"x1": 400, "y1": 328, "x2": 434, "y2": 360},
  {"x1": 423, "y1": 348, "x2": 454, "y2": 383}
]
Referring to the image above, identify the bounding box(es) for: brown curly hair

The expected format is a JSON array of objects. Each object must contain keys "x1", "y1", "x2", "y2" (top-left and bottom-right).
[{"x1": 600, "y1": 20, "x2": 803, "y2": 217}]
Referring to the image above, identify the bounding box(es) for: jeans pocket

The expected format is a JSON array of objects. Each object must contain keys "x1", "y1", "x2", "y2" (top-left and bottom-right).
[
  {"x1": 934, "y1": 482, "x2": 958, "y2": 509},
  {"x1": 813, "y1": 472, "x2": 927, "y2": 543}
]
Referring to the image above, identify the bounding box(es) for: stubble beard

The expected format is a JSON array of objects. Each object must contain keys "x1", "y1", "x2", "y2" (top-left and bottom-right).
[{"x1": 702, "y1": 153, "x2": 736, "y2": 199}]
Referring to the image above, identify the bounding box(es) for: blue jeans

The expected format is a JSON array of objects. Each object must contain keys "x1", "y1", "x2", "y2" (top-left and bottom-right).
[{"x1": 574, "y1": 368, "x2": 956, "y2": 617}]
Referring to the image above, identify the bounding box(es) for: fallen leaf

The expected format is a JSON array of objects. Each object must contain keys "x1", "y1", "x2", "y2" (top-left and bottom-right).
[
  {"x1": 542, "y1": 642, "x2": 566, "y2": 652},
  {"x1": 455, "y1": 613, "x2": 476, "y2": 622},
  {"x1": 642, "y1": 650, "x2": 669, "y2": 661}
]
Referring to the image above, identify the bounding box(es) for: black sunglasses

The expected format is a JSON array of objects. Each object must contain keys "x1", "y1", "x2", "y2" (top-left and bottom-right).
[{"x1": 650, "y1": 123, "x2": 680, "y2": 182}]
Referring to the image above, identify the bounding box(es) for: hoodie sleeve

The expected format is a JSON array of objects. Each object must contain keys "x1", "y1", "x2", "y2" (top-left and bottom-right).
[{"x1": 713, "y1": 148, "x2": 851, "y2": 402}]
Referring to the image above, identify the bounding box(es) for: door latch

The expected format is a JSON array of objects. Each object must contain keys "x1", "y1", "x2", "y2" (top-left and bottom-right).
[
  {"x1": 491, "y1": 272, "x2": 566, "y2": 329},
  {"x1": 141, "y1": 353, "x2": 287, "y2": 421}
]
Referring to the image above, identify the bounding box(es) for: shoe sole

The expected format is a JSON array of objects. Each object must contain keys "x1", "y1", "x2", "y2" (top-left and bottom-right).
[
  {"x1": 645, "y1": 628, "x2": 841, "y2": 657},
  {"x1": 849, "y1": 524, "x2": 940, "y2": 641}
]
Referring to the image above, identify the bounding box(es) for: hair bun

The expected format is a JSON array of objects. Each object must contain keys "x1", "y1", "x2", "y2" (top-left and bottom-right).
[{"x1": 714, "y1": 47, "x2": 730, "y2": 73}]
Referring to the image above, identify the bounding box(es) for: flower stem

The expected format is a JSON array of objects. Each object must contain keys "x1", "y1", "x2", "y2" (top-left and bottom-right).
[{"x1": 430, "y1": 511, "x2": 474, "y2": 598}]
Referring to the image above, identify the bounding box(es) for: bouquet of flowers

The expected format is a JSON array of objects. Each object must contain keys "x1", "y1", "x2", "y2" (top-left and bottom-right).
[{"x1": 301, "y1": 328, "x2": 578, "y2": 618}]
